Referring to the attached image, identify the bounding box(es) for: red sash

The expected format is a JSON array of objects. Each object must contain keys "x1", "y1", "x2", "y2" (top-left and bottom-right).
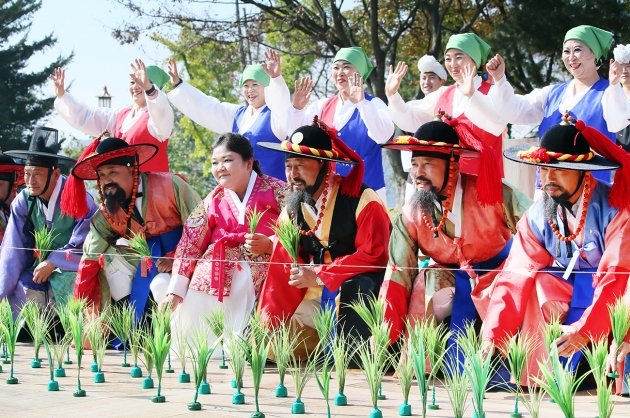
[{"x1": 114, "y1": 108, "x2": 170, "y2": 173}]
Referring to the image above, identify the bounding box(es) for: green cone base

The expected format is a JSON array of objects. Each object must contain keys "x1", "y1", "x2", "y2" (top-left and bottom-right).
[
  {"x1": 121, "y1": 363, "x2": 131, "y2": 368},
  {"x1": 187, "y1": 401, "x2": 201, "y2": 410},
  {"x1": 198, "y1": 382, "x2": 210, "y2": 394},
  {"x1": 291, "y1": 399, "x2": 304, "y2": 414},
  {"x1": 178, "y1": 372, "x2": 190, "y2": 383},
  {"x1": 251, "y1": 413, "x2": 265, "y2": 418},
  {"x1": 334, "y1": 393, "x2": 347, "y2": 406},
  {"x1": 370, "y1": 407, "x2": 383, "y2": 418},
  {"x1": 0, "y1": 365, "x2": 3, "y2": 373},
  {"x1": 142, "y1": 377, "x2": 154, "y2": 389},
  {"x1": 47, "y1": 380, "x2": 59, "y2": 391},
  {"x1": 73, "y1": 389, "x2": 86, "y2": 397},
  {"x1": 31, "y1": 359, "x2": 41, "y2": 368},
  {"x1": 151, "y1": 395, "x2": 166, "y2": 403},
  {"x1": 232, "y1": 391, "x2": 245, "y2": 404},
  {"x1": 63, "y1": 360, "x2": 72, "y2": 365},
  {"x1": 472, "y1": 413, "x2": 486, "y2": 418},
  {"x1": 90, "y1": 362, "x2": 98, "y2": 373},
  {"x1": 377, "y1": 394, "x2": 386, "y2": 400},
  {"x1": 275, "y1": 382, "x2": 287, "y2": 397},
  {"x1": 130, "y1": 366, "x2": 143, "y2": 378},
  {"x1": 54, "y1": 367, "x2": 66, "y2": 378},
  {"x1": 2, "y1": 360, "x2": 11, "y2": 365},
  {"x1": 6, "y1": 377, "x2": 17, "y2": 384},
  {"x1": 428, "y1": 404, "x2": 440, "y2": 410},
  {"x1": 219, "y1": 364, "x2": 229, "y2": 370},
  {"x1": 608, "y1": 372, "x2": 620, "y2": 378},
  {"x1": 94, "y1": 372, "x2": 105, "y2": 383},
  {"x1": 165, "y1": 368, "x2": 175, "y2": 374},
  {"x1": 398, "y1": 402, "x2": 411, "y2": 416},
  {"x1": 231, "y1": 378, "x2": 237, "y2": 388},
  {"x1": 510, "y1": 413, "x2": 522, "y2": 418}
]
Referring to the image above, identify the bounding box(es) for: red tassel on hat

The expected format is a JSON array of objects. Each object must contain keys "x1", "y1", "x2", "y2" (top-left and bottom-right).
[
  {"x1": 312, "y1": 116, "x2": 364, "y2": 198},
  {"x1": 60, "y1": 133, "x2": 105, "y2": 218},
  {"x1": 575, "y1": 120, "x2": 630, "y2": 209},
  {"x1": 443, "y1": 117, "x2": 502, "y2": 206}
]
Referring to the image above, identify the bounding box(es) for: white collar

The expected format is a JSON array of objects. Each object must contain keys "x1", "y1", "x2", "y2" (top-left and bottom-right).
[
  {"x1": 135, "y1": 177, "x2": 144, "y2": 217},
  {"x1": 226, "y1": 171, "x2": 258, "y2": 224},
  {"x1": 38, "y1": 175, "x2": 63, "y2": 223}
]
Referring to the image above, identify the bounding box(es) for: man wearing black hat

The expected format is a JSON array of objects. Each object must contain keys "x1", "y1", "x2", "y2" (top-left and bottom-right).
[
  {"x1": 379, "y1": 115, "x2": 531, "y2": 365},
  {"x1": 0, "y1": 128, "x2": 97, "y2": 315},
  {"x1": 0, "y1": 151, "x2": 25, "y2": 244},
  {"x1": 257, "y1": 117, "x2": 391, "y2": 344},
  {"x1": 69, "y1": 137, "x2": 200, "y2": 318},
  {"x1": 482, "y1": 115, "x2": 630, "y2": 384}
]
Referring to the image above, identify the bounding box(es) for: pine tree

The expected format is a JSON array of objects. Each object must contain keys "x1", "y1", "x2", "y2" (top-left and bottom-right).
[{"x1": 0, "y1": 0, "x2": 72, "y2": 150}]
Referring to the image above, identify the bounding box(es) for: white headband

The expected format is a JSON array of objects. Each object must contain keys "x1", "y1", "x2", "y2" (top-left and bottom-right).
[
  {"x1": 417, "y1": 55, "x2": 447, "y2": 80},
  {"x1": 613, "y1": 44, "x2": 630, "y2": 64}
]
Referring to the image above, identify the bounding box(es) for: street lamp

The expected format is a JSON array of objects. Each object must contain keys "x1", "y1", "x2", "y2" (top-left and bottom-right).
[{"x1": 97, "y1": 86, "x2": 112, "y2": 108}]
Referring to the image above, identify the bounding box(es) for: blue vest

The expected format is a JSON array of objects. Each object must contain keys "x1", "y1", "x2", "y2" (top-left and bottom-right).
[
  {"x1": 335, "y1": 95, "x2": 386, "y2": 190},
  {"x1": 538, "y1": 78, "x2": 616, "y2": 184},
  {"x1": 233, "y1": 106, "x2": 287, "y2": 180}
]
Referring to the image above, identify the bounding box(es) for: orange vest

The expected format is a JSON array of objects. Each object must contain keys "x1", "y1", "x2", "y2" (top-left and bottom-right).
[{"x1": 106, "y1": 173, "x2": 182, "y2": 238}]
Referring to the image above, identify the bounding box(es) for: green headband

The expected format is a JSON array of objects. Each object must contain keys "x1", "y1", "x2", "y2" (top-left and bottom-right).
[
  {"x1": 444, "y1": 33, "x2": 492, "y2": 68},
  {"x1": 146, "y1": 66, "x2": 169, "y2": 90},
  {"x1": 239, "y1": 64, "x2": 271, "y2": 87},
  {"x1": 564, "y1": 25, "x2": 613, "y2": 60},
  {"x1": 333, "y1": 47, "x2": 374, "y2": 80}
]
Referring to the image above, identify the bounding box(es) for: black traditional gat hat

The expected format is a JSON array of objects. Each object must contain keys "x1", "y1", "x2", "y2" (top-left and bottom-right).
[{"x1": 5, "y1": 127, "x2": 76, "y2": 167}]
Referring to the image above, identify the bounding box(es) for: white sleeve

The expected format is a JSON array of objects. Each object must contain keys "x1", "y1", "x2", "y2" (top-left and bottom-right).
[
  {"x1": 291, "y1": 99, "x2": 323, "y2": 133},
  {"x1": 355, "y1": 97, "x2": 395, "y2": 144},
  {"x1": 488, "y1": 76, "x2": 550, "y2": 125},
  {"x1": 54, "y1": 92, "x2": 118, "y2": 137},
  {"x1": 401, "y1": 150, "x2": 412, "y2": 172},
  {"x1": 167, "y1": 81, "x2": 241, "y2": 133},
  {"x1": 145, "y1": 89, "x2": 174, "y2": 142},
  {"x1": 602, "y1": 82, "x2": 630, "y2": 132},
  {"x1": 464, "y1": 88, "x2": 508, "y2": 136},
  {"x1": 386, "y1": 90, "x2": 441, "y2": 133},
  {"x1": 166, "y1": 274, "x2": 190, "y2": 299},
  {"x1": 265, "y1": 76, "x2": 291, "y2": 140}
]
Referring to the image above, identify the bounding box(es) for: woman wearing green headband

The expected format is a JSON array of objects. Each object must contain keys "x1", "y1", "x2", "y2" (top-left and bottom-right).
[
  {"x1": 292, "y1": 46, "x2": 394, "y2": 202},
  {"x1": 386, "y1": 33, "x2": 508, "y2": 177},
  {"x1": 52, "y1": 59, "x2": 174, "y2": 173},
  {"x1": 485, "y1": 25, "x2": 630, "y2": 195},
  {"x1": 167, "y1": 49, "x2": 292, "y2": 180}
]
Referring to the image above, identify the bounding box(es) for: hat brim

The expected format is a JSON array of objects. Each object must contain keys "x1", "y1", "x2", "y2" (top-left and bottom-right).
[
  {"x1": 381, "y1": 139, "x2": 479, "y2": 159},
  {"x1": 72, "y1": 144, "x2": 159, "y2": 180},
  {"x1": 5, "y1": 150, "x2": 76, "y2": 165},
  {"x1": 257, "y1": 142, "x2": 359, "y2": 166},
  {"x1": 504, "y1": 142, "x2": 621, "y2": 171},
  {"x1": 0, "y1": 164, "x2": 25, "y2": 185}
]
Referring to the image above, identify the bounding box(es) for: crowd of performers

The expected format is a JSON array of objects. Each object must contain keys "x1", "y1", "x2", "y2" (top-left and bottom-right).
[{"x1": 2, "y1": 24, "x2": 630, "y2": 393}]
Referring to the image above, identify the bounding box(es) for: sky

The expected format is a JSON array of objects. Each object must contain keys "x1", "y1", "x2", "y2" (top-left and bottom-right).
[{"x1": 24, "y1": 0, "x2": 235, "y2": 142}]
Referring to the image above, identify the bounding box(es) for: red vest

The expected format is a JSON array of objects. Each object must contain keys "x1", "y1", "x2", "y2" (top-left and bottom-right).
[
  {"x1": 435, "y1": 82, "x2": 505, "y2": 176},
  {"x1": 114, "y1": 108, "x2": 170, "y2": 173}
]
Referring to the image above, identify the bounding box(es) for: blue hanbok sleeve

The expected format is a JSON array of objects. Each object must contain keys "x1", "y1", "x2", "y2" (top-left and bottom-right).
[{"x1": 0, "y1": 192, "x2": 32, "y2": 299}]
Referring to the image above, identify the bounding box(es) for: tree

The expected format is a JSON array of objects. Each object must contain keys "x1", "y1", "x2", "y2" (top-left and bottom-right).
[{"x1": 0, "y1": 0, "x2": 72, "y2": 150}]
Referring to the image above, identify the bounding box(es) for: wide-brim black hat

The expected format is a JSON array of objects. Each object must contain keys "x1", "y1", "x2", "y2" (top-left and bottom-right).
[
  {"x1": 257, "y1": 125, "x2": 359, "y2": 166},
  {"x1": 504, "y1": 123, "x2": 620, "y2": 171},
  {"x1": 5, "y1": 127, "x2": 76, "y2": 165},
  {"x1": 72, "y1": 137, "x2": 158, "y2": 180},
  {"x1": 381, "y1": 120, "x2": 478, "y2": 158},
  {"x1": 0, "y1": 153, "x2": 25, "y2": 185}
]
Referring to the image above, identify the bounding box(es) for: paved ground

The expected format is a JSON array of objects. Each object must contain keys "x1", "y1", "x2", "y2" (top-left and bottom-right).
[{"x1": 1, "y1": 343, "x2": 629, "y2": 417}]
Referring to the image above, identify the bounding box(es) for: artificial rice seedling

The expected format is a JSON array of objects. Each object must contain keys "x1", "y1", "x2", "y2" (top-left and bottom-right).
[
  {"x1": 32, "y1": 226, "x2": 60, "y2": 262},
  {"x1": 532, "y1": 344, "x2": 591, "y2": 418},
  {"x1": 108, "y1": 301, "x2": 136, "y2": 367},
  {"x1": 66, "y1": 299, "x2": 88, "y2": 396},
  {"x1": 407, "y1": 320, "x2": 430, "y2": 418},
  {"x1": 143, "y1": 305, "x2": 173, "y2": 402},
  {"x1": 129, "y1": 325, "x2": 144, "y2": 377},
  {"x1": 38, "y1": 309, "x2": 62, "y2": 391},
  {"x1": 288, "y1": 349, "x2": 315, "y2": 414},
  {"x1": 172, "y1": 319, "x2": 191, "y2": 383},
  {"x1": 21, "y1": 300, "x2": 46, "y2": 368},
  {"x1": 203, "y1": 305, "x2": 228, "y2": 369},
  {"x1": 584, "y1": 338, "x2": 616, "y2": 418},
  {"x1": 519, "y1": 379, "x2": 546, "y2": 418},
  {"x1": 331, "y1": 332, "x2": 353, "y2": 406},
  {"x1": 186, "y1": 323, "x2": 223, "y2": 411},
  {"x1": 271, "y1": 321, "x2": 303, "y2": 398},
  {"x1": 0, "y1": 299, "x2": 25, "y2": 384},
  {"x1": 139, "y1": 333, "x2": 155, "y2": 388},
  {"x1": 225, "y1": 331, "x2": 247, "y2": 404},
  {"x1": 50, "y1": 331, "x2": 72, "y2": 378},
  {"x1": 439, "y1": 357, "x2": 470, "y2": 418},
  {"x1": 239, "y1": 313, "x2": 272, "y2": 418},
  {"x1": 542, "y1": 316, "x2": 563, "y2": 355},
  {"x1": 607, "y1": 298, "x2": 630, "y2": 378},
  {"x1": 394, "y1": 335, "x2": 415, "y2": 416},
  {"x1": 127, "y1": 230, "x2": 153, "y2": 276},
  {"x1": 270, "y1": 217, "x2": 301, "y2": 267},
  {"x1": 424, "y1": 320, "x2": 450, "y2": 411},
  {"x1": 500, "y1": 332, "x2": 537, "y2": 417},
  {"x1": 246, "y1": 206, "x2": 268, "y2": 235},
  {"x1": 86, "y1": 308, "x2": 110, "y2": 383}
]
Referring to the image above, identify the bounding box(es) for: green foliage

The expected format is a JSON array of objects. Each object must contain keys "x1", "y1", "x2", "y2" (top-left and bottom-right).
[
  {"x1": 609, "y1": 298, "x2": 630, "y2": 351},
  {"x1": 394, "y1": 336, "x2": 414, "y2": 403},
  {"x1": 246, "y1": 207, "x2": 268, "y2": 235},
  {"x1": 271, "y1": 321, "x2": 303, "y2": 386},
  {"x1": 439, "y1": 358, "x2": 470, "y2": 418},
  {"x1": 532, "y1": 345, "x2": 591, "y2": 418},
  {"x1": 330, "y1": 332, "x2": 353, "y2": 395},
  {"x1": 127, "y1": 231, "x2": 151, "y2": 258},
  {"x1": 288, "y1": 349, "x2": 315, "y2": 399},
  {"x1": 271, "y1": 217, "x2": 301, "y2": 267},
  {"x1": 86, "y1": 309, "x2": 110, "y2": 372},
  {"x1": 239, "y1": 313, "x2": 273, "y2": 414},
  {"x1": 21, "y1": 300, "x2": 46, "y2": 361},
  {"x1": 32, "y1": 227, "x2": 60, "y2": 262},
  {"x1": 0, "y1": 0, "x2": 73, "y2": 149},
  {"x1": 225, "y1": 331, "x2": 246, "y2": 392},
  {"x1": 187, "y1": 323, "x2": 223, "y2": 402},
  {"x1": 108, "y1": 301, "x2": 136, "y2": 346},
  {"x1": 129, "y1": 325, "x2": 143, "y2": 367},
  {"x1": 172, "y1": 320, "x2": 190, "y2": 373},
  {"x1": 407, "y1": 320, "x2": 430, "y2": 417},
  {"x1": 500, "y1": 332, "x2": 537, "y2": 386},
  {"x1": 66, "y1": 298, "x2": 87, "y2": 390},
  {"x1": 584, "y1": 338, "x2": 617, "y2": 418},
  {"x1": 542, "y1": 316, "x2": 563, "y2": 355}
]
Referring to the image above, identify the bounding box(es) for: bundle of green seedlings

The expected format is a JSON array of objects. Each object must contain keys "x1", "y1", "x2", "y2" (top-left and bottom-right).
[
  {"x1": 35, "y1": 306, "x2": 61, "y2": 391},
  {"x1": 584, "y1": 337, "x2": 616, "y2": 418},
  {"x1": 330, "y1": 328, "x2": 353, "y2": 406},
  {"x1": 108, "y1": 301, "x2": 136, "y2": 368},
  {"x1": 21, "y1": 300, "x2": 46, "y2": 368},
  {"x1": 532, "y1": 344, "x2": 591, "y2": 418},
  {"x1": 311, "y1": 306, "x2": 337, "y2": 418},
  {"x1": 270, "y1": 320, "x2": 304, "y2": 398},
  {"x1": 225, "y1": 330, "x2": 247, "y2": 404},
  {"x1": 32, "y1": 226, "x2": 60, "y2": 263},
  {"x1": 0, "y1": 299, "x2": 25, "y2": 384},
  {"x1": 500, "y1": 331, "x2": 537, "y2": 418},
  {"x1": 394, "y1": 332, "x2": 415, "y2": 416},
  {"x1": 287, "y1": 346, "x2": 315, "y2": 414},
  {"x1": 238, "y1": 311, "x2": 272, "y2": 418},
  {"x1": 186, "y1": 322, "x2": 223, "y2": 411},
  {"x1": 129, "y1": 324, "x2": 144, "y2": 378},
  {"x1": 349, "y1": 294, "x2": 394, "y2": 418},
  {"x1": 246, "y1": 206, "x2": 267, "y2": 236},
  {"x1": 424, "y1": 320, "x2": 450, "y2": 411},
  {"x1": 457, "y1": 323, "x2": 497, "y2": 418},
  {"x1": 86, "y1": 307, "x2": 110, "y2": 383},
  {"x1": 171, "y1": 320, "x2": 191, "y2": 383},
  {"x1": 142, "y1": 304, "x2": 173, "y2": 402},
  {"x1": 66, "y1": 297, "x2": 89, "y2": 397},
  {"x1": 53, "y1": 303, "x2": 75, "y2": 376},
  {"x1": 127, "y1": 230, "x2": 154, "y2": 276},
  {"x1": 607, "y1": 298, "x2": 630, "y2": 378},
  {"x1": 439, "y1": 353, "x2": 470, "y2": 418},
  {"x1": 204, "y1": 304, "x2": 228, "y2": 370},
  {"x1": 271, "y1": 216, "x2": 301, "y2": 267}
]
